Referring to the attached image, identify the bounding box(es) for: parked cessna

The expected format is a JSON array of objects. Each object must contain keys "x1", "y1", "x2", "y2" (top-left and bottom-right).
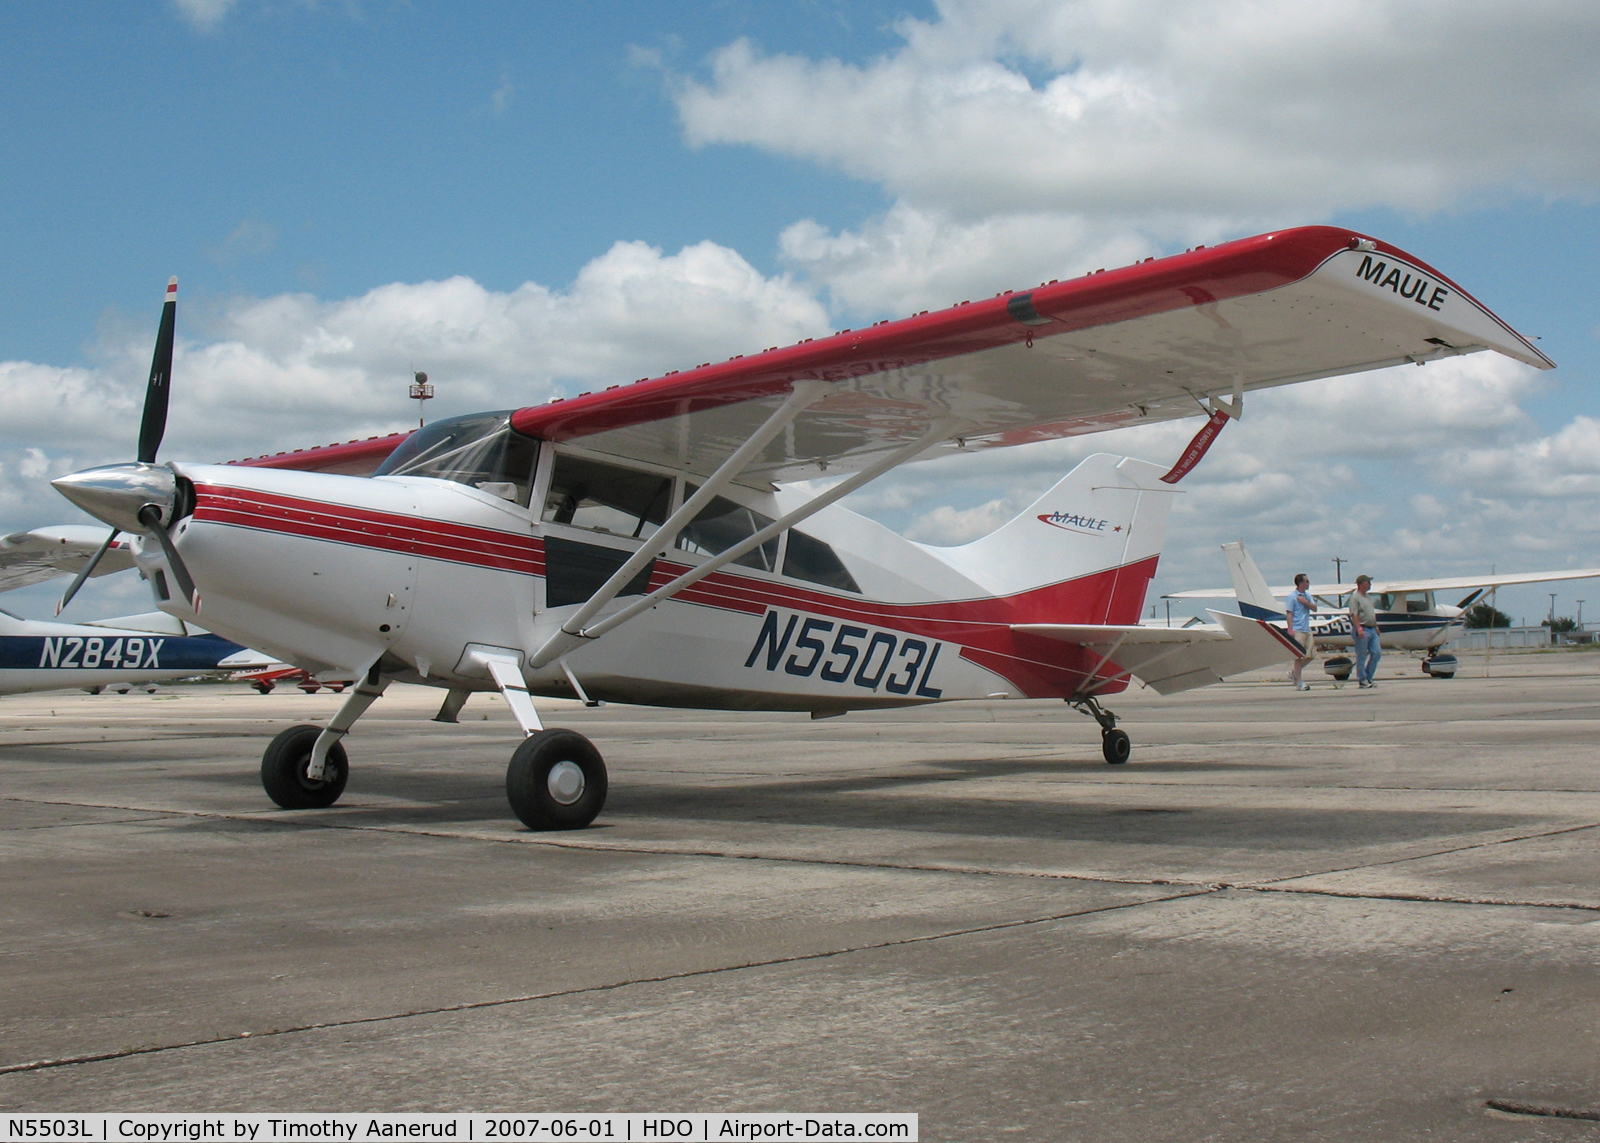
[
  {"x1": 0, "y1": 526, "x2": 267, "y2": 695},
  {"x1": 47, "y1": 230, "x2": 1550, "y2": 828},
  {"x1": 0, "y1": 607, "x2": 265, "y2": 696},
  {"x1": 1168, "y1": 542, "x2": 1600, "y2": 668}
]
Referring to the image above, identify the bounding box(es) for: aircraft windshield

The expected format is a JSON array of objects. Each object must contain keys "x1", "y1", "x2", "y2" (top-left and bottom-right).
[{"x1": 375, "y1": 411, "x2": 540, "y2": 506}]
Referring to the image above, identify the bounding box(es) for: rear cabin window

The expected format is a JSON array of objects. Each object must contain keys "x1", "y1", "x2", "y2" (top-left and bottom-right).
[
  {"x1": 542, "y1": 455, "x2": 671, "y2": 539},
  {"x1": 677, "y1": 489, "x2": 779, "y2": 572},
  {"x1": 783, "y1": 529, "x2": 860, "y2": 593},
  {"x1": 374, "y1": 410, "x2": 539, "y2": 505}
]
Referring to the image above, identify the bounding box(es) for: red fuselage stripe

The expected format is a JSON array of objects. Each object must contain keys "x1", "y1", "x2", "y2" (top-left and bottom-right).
[{"x1": 190, "y1": 483, "x2": 1155, "y2": 697}]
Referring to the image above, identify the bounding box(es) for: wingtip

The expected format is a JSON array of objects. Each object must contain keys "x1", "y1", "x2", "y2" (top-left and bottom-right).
[{"x1": 166, "y1": 277, "x2": 177, "y2": 298}]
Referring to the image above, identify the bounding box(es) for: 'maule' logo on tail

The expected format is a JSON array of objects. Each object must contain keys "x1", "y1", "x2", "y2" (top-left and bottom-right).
[{"x1": 1037, "y1": 510, "x2": 1121, "y2": 536}]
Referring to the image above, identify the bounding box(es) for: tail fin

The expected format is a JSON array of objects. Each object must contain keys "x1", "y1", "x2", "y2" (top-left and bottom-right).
[
  {"x1": 925, "y1": 453, "x2": 1175, "y2": 624},
  {"x1": 1222, "y1": 541, "x2": 1282, "y2": 619}
]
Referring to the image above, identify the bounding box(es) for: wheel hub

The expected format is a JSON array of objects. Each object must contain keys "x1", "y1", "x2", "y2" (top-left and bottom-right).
[{"x1": 547, "y1": 760, "x2": 586, "y2": 805}]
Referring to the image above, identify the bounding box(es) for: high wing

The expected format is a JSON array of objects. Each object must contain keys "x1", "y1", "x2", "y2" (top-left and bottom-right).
[
  {"x1": 1014, "y1": 610, "x2": 1302, "y2": 696},
  {"x1": 0, "y1": 526, "x2": 137, "y2": 593},
  {"x1": 232, "y1": 225, "x2": 1549, "y2": 482},
  {"x1": 1168, "y1": 567, "x2": 1600, "y2": 602}
]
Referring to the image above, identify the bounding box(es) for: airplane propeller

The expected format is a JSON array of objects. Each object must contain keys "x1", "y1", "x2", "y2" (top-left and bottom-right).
[{"x1": 53, "y1": 278, "x2": 200, "y2": 613}]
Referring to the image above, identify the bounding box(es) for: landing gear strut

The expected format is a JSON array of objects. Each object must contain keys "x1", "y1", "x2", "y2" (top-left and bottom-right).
[
  {"x1": 260, "y1": 666, "x2": 386, "y2": 810},
  {"x1": 1070, "y1": 695, "x2": 1131, "y2": 765}
]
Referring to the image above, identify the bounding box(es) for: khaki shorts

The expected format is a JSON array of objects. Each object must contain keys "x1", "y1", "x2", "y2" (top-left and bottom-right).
[{"x1": 1295, "y1": 631, "x2": 1316, "y2": 659}]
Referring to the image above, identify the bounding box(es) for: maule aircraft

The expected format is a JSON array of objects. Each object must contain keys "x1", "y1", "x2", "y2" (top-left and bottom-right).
[
  {"x1": 45, "y1": 228, "x2": 1550, "y2": 829},
  {"x1": 0, "y1": 526, "x2": 264, "y2": 695},
  {"x1": 1168, "y1": 541, "x2": 1600, "y2": 672}
]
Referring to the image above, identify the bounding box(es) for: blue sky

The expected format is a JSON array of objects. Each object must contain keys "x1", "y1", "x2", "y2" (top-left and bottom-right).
[{"x1": 3, "y1": 0, "x2": 1599, "y2": 625}]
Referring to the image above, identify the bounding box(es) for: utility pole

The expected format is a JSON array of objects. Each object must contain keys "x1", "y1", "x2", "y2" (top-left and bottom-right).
[
  {"x1": 1332, "y1": 556, "x2": 1347, "y2": 584},
  {"x1": 409, "y1": 371, "x2": 434, "y2": 428},
  {"x1": 1579, "y1": 600, "x2": 1586, "y2": 628}
]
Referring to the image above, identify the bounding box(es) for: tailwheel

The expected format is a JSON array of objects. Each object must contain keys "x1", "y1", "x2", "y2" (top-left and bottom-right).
[
  {"x1": 261, "y1": 724, "x2": 348, "y2": 809},
  {"x1": 1070, "y1": 694, "x2": 1131, "y2": 765},
  {"x1": 506, "y1": 729, "x2": 608, "y2": 831}
]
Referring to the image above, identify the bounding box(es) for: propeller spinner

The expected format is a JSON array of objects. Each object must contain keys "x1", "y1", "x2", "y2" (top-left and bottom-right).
[{"x1": 52, "y1": 277, "x2": 200, "y2": 613}]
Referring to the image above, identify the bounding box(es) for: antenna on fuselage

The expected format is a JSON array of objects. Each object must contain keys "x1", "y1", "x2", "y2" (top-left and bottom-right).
[{"x1": 409, "y1": 370, "x2": 434, "y2": 427}]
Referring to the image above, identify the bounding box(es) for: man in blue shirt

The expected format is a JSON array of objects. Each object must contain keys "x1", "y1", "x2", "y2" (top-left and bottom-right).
[{"x1": 1286, "y1": 572, "x2": 1316, "y2": 690}]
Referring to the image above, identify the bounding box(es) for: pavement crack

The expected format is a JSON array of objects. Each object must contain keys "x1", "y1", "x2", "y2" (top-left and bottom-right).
[{"x1": 0, "y1": 887, "x2": 1207, "y2": 1078}]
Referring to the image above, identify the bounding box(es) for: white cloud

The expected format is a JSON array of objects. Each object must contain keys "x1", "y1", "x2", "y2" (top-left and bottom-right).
[
  {"x1": 841, "y1": 351, "x2": 1592, "y2": 611},
  {"x1": 0, "y1": 239, "x2": 828, "y2": 547},
  {"x1": 673, "y1": 0, "x2": 1600, "y2": 318},
  {"x1": 490, "y1": 73, "x2": 514, "y2": 115},
  {"x1": 208, "y1": 219, "x2": 279, "y2": 266},
  {"x1": 678, "y1": 1, "x2": 1600, "y2": 217},
  {"x1": 169, "y1": 0, "x2": 238, "y2": 32}
]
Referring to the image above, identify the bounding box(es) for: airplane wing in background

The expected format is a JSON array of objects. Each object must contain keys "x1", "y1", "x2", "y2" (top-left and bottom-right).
[
  {"x1": 1168, "y1": 567, "x2": 1600, "y2": 602},
  {"x1": 230, "y1": 226, "x2": 1551, "y2": 483},
  {"x1": 0, "y1": 526, "x2": 137, "y2": 593},
  {"x1": 1014, "y1": 610, "x2": 1302, "y2": 695}
]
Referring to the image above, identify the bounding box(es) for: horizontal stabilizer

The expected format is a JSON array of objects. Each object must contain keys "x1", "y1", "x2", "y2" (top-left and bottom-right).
[{"x1": 1014, "y1": 609, "x2": 1300, "y2": 695}]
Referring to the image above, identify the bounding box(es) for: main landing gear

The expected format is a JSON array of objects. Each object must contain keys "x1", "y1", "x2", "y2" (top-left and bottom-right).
[
  {"x1": 1070, "y1": 695, "x2": 1131, "y2": 765},
  {"x1": 257, "y1": 665, "x2": 609, "y2": 830},
  {"x1": 505, "y1": 729, "x2": 608, "y2": 830}
]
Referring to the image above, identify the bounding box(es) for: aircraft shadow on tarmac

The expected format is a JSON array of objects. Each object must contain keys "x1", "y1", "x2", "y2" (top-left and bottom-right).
[{"x1": 161, "y1": 755, "x2": 1536, "y2": 852}]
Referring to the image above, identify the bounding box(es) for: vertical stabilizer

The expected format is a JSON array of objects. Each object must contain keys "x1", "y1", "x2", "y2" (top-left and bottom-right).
[
  {"x1": 924, "y1": 454, "x2": 1176, "y2": 624},
  {"x1": 1222, "y1": 541, "x2": 1282, "y2": 620}
]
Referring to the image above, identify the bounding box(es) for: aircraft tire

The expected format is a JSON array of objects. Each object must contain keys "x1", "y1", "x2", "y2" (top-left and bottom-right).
[
  {"x1": 1102, "y1": 728, "x2": 1131, "y2": 765},
  {"x1": 261, "y1": 724, "x2": 349, "y2": 810},
  {"x1": 506, "y1": 729, "x2": 607, "y2": 831}
]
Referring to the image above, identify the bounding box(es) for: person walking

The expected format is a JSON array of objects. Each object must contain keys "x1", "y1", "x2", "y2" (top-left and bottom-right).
[
  {"x1": 1286, "y1": 572, "x2": 1316, "y2": 690},
  {"x1": 1349, "y1": 574, "x2": 1382, "y2": 688}
]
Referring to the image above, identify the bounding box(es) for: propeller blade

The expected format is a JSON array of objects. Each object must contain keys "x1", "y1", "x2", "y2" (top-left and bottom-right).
[
  {"x1": 55, "y1": 528, "x2": 120, "y2": 615},
  {"x1": 1457, "y1": 588, "x2": 1486, "y2": 610},
  {"x1": 137, "y1": 277, "x2": 177, "y2": 465},
  {"x1": 136, "y1": 504, "x2": 199, "y2": 611}
]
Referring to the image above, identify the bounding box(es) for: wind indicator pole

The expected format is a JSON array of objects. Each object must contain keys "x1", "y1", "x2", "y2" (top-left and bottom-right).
[{"x1": 410, "y1": 371, "x2": 434, "y2": 427}]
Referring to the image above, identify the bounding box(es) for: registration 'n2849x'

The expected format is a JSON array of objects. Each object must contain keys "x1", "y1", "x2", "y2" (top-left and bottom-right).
[
  {"x1": 743, "y1": 610, "x2": 943, "y2": 697},
  {"x1": 38, "y1": 636, "x2": 165, "y2": 670}
]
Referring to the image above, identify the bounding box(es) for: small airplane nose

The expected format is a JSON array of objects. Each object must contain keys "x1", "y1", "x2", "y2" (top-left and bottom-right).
[{"x1": 51, "y1": 463, "x2": 177, "y2": 534}]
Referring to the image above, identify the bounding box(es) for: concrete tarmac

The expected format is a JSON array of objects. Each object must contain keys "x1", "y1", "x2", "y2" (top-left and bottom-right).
[{"x1": 1, "y1": 651, "x2": 1598, "y2": 1140}]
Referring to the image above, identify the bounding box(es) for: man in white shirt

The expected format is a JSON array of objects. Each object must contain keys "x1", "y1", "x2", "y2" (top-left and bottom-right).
[{"x1": 1349, "y1": 574, "x2": 1382, "y2": 688}]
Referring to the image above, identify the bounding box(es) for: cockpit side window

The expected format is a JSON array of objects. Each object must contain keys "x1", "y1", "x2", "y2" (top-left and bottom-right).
[
  {"x1": 374, "y1": 411, "x2": 539, "y2": 506},
  {"x1": 542, "y1": 454, "x2": 672, "y2": 540},
  {"x1": 677, "y1": 488, "x2": 779, "y2": 572},
  {"x1": 782, "y1": 529, "x2": 861, "y2": 593}
]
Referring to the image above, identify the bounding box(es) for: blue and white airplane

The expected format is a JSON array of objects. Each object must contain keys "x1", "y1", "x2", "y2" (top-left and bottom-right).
[
  {"x1": 0, "y1": 527, "x2": 268, "y2": 696},
  {"x1": 1168, "y1": 541, "x2": 1600, "y2": 656}
]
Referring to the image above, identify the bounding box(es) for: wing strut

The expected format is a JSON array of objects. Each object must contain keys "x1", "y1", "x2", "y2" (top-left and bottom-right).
[
  {"x1": 529, "y1": 380, "x2": 829, "y2": 667},
  {"x1": 529, "y1": 413, "x2": 964, "y2": 669}
]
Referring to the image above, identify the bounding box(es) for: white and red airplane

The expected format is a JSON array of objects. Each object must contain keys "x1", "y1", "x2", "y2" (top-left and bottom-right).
[{"x1": 47, "y1": 229, "x2": 1550, "y2": 828}]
